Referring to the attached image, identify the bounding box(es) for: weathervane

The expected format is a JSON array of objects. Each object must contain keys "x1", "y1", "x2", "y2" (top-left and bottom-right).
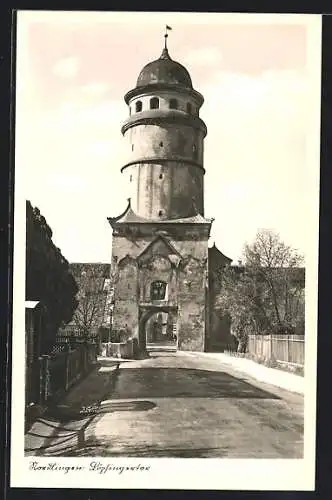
[{"x1": 164, "y1": 25, "x2": 172, "y2": 49}]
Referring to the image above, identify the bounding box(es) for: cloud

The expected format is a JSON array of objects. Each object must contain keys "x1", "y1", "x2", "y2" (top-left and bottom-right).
[
  {"x1": 183, "y1": 47, "x2": 223, "y2": 67},
  {"x1": 54, "y1": 98, "x2": 125, "y2": 129},
  {"x1": 19, "y1": 94, "x2": 129, "y2": 233},
  {"x1": 52, "y1": 57, "x2": 80, "y2": 78},
  {"x1": 198, "y1": 67, "x2": 311, "y2": 260},
  {"x1": 80, "y1": 82, "x2": 111, "y2": 97},
  {"x1": 200, "y1": 69, "x2": 309, "y2": 146},
  {"x1": 45, "y1": 173, "x2": 90, "y2": 193}
]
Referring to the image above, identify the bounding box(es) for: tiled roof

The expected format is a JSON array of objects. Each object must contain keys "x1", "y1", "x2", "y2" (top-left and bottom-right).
[
  {"x1": 208, "y1": 243, "x2": 233, "y2": 266},
  {"x1": 69, "y1": 263, "x2": 111, "y2": 278},
  {"x1": 108, "y1": 199, "x2": 213, "y2": 226}
]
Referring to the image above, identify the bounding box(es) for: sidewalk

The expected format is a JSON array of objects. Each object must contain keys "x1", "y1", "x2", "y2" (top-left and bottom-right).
[
  {"x1": 181, "y1": 352, "x2": 305, "y2": 395},
  {"x1": 25, "y1": 359, "x2": 120, "y2": 456}
]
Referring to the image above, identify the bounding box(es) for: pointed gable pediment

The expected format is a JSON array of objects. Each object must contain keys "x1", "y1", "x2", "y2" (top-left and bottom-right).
[
  {"x1": 137, "y1": 234, "x2": 183, "y2": 267},
  {"x1": 118, "y1": 254, "x2": 138, "y2": 269}
]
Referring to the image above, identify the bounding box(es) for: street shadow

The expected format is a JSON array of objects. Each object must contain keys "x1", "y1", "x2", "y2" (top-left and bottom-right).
[
  {"x1": 44, "y1": 405, "x2": 93, "y2": 423},
  {"x1": 43, "y1": 399, "x2": 156, "y2": 423},
  {"x1": 111, "y1": 368, "x2": 281, "y2": 399},
  {"x1": 25, "y1": 400, "x2": 156, "y2": 455},
  {"x1": 100, "y1": 401, "x2": 156, "y2": 412}
]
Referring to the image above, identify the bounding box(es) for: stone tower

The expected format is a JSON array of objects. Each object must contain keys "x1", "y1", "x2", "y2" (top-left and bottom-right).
[{"x1": 108, "y1": 38, "x2": 213, "y2": 353}]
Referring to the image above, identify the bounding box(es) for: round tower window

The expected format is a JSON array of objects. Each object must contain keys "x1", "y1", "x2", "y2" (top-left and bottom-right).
[
  {"x1": 135, "y1": 101, "x2": 142, "y2": 113},
  {"x1": 169, "y1": 98, "x2": 178, "y2": 110},
  {"x1": 150, "y1": 97, "x2": 159, "y2": 110},
  {"x1": 158, "y1": 210, "x2": 163, "y2": 217},
  {"x1": 159, "y1": 173, "x2": 163, "y2": 180}
]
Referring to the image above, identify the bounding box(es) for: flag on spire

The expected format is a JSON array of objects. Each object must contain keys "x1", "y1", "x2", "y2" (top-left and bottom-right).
[{"x1": 164, "y1": 25, "x2": 173, "y2": 49}]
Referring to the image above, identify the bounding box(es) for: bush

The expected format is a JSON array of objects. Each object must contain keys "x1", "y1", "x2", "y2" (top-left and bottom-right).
[
  {"x1": 272, "y1": 323, "x2": 296, "y2": 335},
  {"x1": 119, "y1": 329, "x2": 129, "y2": 342},
  {"x1": 110, "y1": 331, "x2": 120, "y2": 343},
  {"x1": 26, "y1": 201, "x2": 78, "y2": 355},
  {"x1": 265, "y1": 356, "x2": 278, "y2": 368},
  {"x1": 110, "y1": 328, "x2": 131, "y2": 343}
]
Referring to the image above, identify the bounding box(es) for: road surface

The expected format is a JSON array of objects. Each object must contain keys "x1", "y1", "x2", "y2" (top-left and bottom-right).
[{"x1": 26, "y1": 351, "x2": 304, "y2": 458}]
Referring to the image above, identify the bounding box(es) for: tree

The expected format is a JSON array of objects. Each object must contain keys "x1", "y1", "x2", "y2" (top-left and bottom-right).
[
  {"x1": 69, "y1": 263, "x2": 112, "y2": 338},
  {"x1": 26, "y1": 201, "x2": 79, "y2": 354},
  {"x1": 216, "y1": 229, "x2": 305, "y2": 351}
]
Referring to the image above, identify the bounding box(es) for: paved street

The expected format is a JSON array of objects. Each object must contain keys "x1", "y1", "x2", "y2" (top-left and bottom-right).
[{"x1": 25, "y1": 351, "x2": 304, "y2": 458}]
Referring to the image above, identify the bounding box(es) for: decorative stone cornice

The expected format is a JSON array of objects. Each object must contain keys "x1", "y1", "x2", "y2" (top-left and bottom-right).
[
  {"x1": 121, "y1": 109, "x2": 207, "y2": 137},
  {"x1": 111, "y1": 222, "x2": 212, "y2": 239},
  {"x1": 120, "y1": 157, "x2": 205, "y2": 174},
  {"x1": 124, "y1": 83, "x2": 204, "y2": 107}
]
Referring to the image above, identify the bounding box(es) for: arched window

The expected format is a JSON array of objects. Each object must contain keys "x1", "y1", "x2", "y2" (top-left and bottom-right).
[
  {"x1": 150, "y1": 97, "x2": 159, "y2": 109},
  {"x1": 150, "y1": 280, "x2": 167, "y2": 301},
  {"x1": 169, "y1": 98, "x2": 178, "y2": 110},
  {"x1": 135, "y1": 100, "x2": 142, "y2": 113},
  {"x1": 186, "y1": 102, "x2": 192, "y2": 114}
]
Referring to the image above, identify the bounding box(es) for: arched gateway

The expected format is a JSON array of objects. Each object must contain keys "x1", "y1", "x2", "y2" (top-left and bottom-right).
[{"x1": 138, "y1": 305, "x2": 178, "y2": 351}]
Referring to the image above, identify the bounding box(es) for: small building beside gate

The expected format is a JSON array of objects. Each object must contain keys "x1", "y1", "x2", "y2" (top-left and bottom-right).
[{"x1": 25, "y1": 300, "x2": 44, "y2": 414}]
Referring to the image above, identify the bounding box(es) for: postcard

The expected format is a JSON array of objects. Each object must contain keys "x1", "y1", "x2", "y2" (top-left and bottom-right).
[{"x1": 11, "y1": 10, "x2": 321, "y2": 491}]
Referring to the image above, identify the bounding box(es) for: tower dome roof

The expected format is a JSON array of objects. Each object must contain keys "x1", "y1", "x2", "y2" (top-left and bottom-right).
[{"x1": 136, "y1": 47, "x2": 193, "y2": 89}]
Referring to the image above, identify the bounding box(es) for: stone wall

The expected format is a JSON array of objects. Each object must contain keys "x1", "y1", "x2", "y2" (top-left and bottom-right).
[
  {"x1": 177, "y1": 255, "x2": 207, "y2": 351},
  {"x1": 126, "y1": 123, "x2": 204, "y2": 165},
  {"x1": 112, "y1": 257, "x2": 139, "y2": 338},
  {"x1": 125, "y1": 161, "x2": 204, "y2": 220},
  {"x1": 206, "y1": 245, "x2": 235, "y2": 352}
]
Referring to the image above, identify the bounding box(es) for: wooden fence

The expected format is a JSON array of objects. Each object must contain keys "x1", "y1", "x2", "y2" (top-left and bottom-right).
[
  {"x1": 26, "y1": 343, "x2": 98, "y2": 408},
  {"x1": 247, "y1": 334, "x2": 305, "y2": 366}
]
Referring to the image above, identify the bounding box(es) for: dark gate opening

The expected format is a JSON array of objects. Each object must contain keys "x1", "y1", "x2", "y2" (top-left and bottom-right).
[{"x1": 139, "y1": 307, "x2": 178, "y2": 352}]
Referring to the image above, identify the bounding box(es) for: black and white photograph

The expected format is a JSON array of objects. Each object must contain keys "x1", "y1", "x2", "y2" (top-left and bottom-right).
[{"x1": 11, "y1": 10, "x2": 321, "y2": 490}]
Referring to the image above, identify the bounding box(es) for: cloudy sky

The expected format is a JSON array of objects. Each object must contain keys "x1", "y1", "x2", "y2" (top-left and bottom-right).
[{"x1": 15, "y1": 11, "x2": 321, "y2": 264}]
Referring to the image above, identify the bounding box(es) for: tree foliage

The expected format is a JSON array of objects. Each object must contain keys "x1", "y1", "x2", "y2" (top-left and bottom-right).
[
  {"x1": 69, "y1": 263, "x2": 112, "y2": 337},
  {"x1": 216, "y1": 229, "x2": 305, "y2": 351},
  {"x1": 26, "y1": 201, "x2": 79, "y2": 354}
]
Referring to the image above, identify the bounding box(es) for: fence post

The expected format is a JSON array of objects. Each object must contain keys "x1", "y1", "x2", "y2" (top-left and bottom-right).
[
  {"x1": 65, "y1": 347, "x2": 70, "y2": 392},
  {"x1": 85, "y1": 343, "x2": 89, "y2": 370},
  {"x1": 287, "y1": 335, "x2": 290, "y2": 363},
  {"x1": 38, "y1": 356, "x2": 44, "y2": 404},
  {"x1": 82, "y1": 344, "x2": 87, "y2": 374},
  {"x1": 39, "y1": 354, "x2": 50, "y2": 404},
  {"x1": 270, "y1": 334, "x2": 273, "y2": 359}
]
